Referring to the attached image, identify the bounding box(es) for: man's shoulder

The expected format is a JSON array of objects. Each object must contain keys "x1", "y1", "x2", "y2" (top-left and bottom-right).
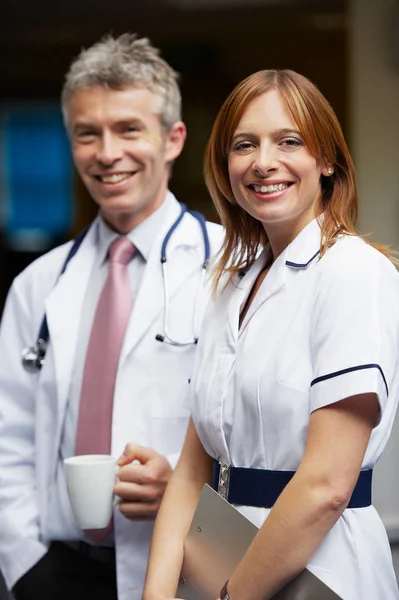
[
  {"x1": 178, "y1": 207, "x2": 224, "y2": 253},
  {"x1": 15, "y1": 222, "x2": 96, "y2": 287},
  {"x1": 205, "y1": 219, "x2": 224, "y2": 246},
  {"x1": 14, "y1": 240, "x2": 74, "y2": 290},
  {"x1": 205, "y1": 219, "x2": 223, "y2": 234}
]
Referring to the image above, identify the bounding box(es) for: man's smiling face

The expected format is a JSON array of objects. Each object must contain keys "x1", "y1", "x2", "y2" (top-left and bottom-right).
[{"x1": 68, "y1": 84, "x2": 185, "y2": 233}]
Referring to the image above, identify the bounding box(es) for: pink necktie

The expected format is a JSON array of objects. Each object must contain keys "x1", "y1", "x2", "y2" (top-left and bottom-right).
[{"x1": 75, "y1": 237, "x2": 135, "y2": 543}]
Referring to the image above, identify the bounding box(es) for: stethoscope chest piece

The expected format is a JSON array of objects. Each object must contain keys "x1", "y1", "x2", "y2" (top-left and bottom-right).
[{"x1": 21, "y1": 338, "x2": 47, "y2": 372}]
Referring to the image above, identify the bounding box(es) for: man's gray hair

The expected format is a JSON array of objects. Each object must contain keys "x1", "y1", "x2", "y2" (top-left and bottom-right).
[{"x1": 61, "y1": 33, "x2": 182, "y2": 130}]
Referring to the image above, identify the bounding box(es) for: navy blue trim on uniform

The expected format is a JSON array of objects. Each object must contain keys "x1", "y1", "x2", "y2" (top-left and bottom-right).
[
  {"x1": 211, "y1": 461, "x2": 372, "y2": 509},
  {"x1": 285, "y1": 250, "x2": 320, "y2": 269},
  {"x1": 311, "y1": 363, "x2": 388, "y2": 397}
]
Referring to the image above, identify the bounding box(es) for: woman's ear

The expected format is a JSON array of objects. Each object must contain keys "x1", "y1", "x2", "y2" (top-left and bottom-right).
[{"x1": 322, "y1": 165, "x2": 334, "y2": 177}]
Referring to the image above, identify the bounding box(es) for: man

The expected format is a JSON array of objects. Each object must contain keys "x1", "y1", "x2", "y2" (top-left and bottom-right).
[{"x1": 0, "y1": 34, "x2": 222, "y2": 600}]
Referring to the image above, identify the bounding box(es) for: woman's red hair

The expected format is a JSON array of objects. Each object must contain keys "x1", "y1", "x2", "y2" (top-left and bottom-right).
[{"x1": 204, "y1": 70, "x2": 394, "y2": 291}]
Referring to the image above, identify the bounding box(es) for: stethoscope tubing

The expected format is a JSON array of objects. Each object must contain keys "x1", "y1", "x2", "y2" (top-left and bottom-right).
[
  {"x1": 21, "y1": 203, "x2": 210, "y2": 371},
  {"x1": 158, "y1": 204, "x2": 210, "y2": 347},
  {"x1": 160, "y1": 260, "x2": 207, "y2": 346}
]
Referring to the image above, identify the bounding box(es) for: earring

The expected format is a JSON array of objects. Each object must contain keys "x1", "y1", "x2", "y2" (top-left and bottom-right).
[{"x1": 327, "y1": 167, "x2": 334, "y2": 175}]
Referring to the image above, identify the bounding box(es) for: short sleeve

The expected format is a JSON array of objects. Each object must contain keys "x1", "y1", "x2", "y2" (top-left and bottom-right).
[{"x1": 309, "y1": 239, "x2": 399, "y2": 417}]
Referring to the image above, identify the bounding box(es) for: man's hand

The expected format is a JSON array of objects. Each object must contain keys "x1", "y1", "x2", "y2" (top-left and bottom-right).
[{"x1": 115, "y1": 444, "x2": 172, "y2": 520}]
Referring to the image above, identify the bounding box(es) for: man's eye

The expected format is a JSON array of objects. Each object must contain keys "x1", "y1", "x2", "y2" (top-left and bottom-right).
[
  {"x1": 125, "y1": 127, "x2": 139, "y2": 134},
  {"x1": 76, "y1": 130, "x2": 96, "y2": 140}
]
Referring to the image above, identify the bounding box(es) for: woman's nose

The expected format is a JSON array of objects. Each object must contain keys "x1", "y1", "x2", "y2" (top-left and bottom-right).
[{"x1": 252, "y1": 146, "x2": 279, "y2": 177}]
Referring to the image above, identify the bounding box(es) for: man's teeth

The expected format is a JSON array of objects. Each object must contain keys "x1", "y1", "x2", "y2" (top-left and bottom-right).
[
  {"x1": 99, "y1": 173, "x2": 130, "y2": 184},
  {"x1": 252, "y1": 182, "x2": 290, "y2": 193}
]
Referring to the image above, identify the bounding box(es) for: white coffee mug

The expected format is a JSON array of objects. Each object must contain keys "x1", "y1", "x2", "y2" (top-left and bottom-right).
[{"x1": 64, "y1": 454, "x2": 118, "y2": 529}]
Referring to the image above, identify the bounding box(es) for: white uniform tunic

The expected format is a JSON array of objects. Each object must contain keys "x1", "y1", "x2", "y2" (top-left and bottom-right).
[{"x1": 191, "y1": 218, "x2": 399, "y2": 600}]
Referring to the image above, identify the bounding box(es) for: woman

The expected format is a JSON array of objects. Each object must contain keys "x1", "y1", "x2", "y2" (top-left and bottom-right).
[{"x1": 143, "y1": 70, "x2": 399, "y2": 600}]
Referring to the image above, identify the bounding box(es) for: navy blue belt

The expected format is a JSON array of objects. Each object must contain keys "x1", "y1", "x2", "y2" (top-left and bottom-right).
[{"x1": 211, "y1": 460, "x2": 372, "y2": 509}]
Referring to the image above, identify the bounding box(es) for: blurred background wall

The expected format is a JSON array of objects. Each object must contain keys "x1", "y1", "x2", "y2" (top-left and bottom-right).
[{"x1": 0, "y1": 0, "x2": 399, "y2": 596}]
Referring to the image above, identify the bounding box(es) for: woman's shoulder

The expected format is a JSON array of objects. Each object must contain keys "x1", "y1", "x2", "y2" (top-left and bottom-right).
[
  {"x1": 320, "y1": 234, "x2": 398, "y2": 280},
  {"x1": 312, "y1": 234, "x2": 399, "y2": 329}
]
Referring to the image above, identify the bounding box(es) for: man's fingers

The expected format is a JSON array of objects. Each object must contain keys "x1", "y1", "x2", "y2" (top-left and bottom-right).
[
  {"x1": 118, "y1": 500, "x2": 159, "y2": 520},
  {"x1": 115, "y1": 448, "x2": 172, "y2": 521},
  {"x1": 117, "y1": 462, "x2": 151, "y2": 485},
  {"x1": 118, "y1": 453, "x2": 172, "y2": 485},
  {"x1": 114, "y1": 480, "x2": 160, "y2": 502},
  {"x1": 117, "y1": 443, "x2": 156, "y2": 466}
]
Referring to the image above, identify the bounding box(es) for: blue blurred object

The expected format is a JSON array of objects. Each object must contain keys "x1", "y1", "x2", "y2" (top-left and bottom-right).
[{"x1": 1, "y1": 106, "x2": 73, "y2": 247}]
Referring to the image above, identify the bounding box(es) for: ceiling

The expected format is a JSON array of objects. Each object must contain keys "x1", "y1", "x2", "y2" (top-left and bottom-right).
[
  {"x1": 0, "y1": 0, "x2": 347, "y2": 100},
  {"x1": 1, "y1": 0, "x2": 346, "y2": 43}
]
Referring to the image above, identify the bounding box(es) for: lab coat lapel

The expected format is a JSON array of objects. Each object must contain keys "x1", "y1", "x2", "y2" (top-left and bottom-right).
[
  {"x1": 121, "y1": 204, "x2": 202, "y2": 357},
  {"x1": 45, "y1": 221, "x2": 98, "y2": 419},
  {"x1": 222, "y1": 253, "x2": 269, "y2": 346},
  {"x1": 238, "y1": 249, "x2": 287, "y2": 336}
]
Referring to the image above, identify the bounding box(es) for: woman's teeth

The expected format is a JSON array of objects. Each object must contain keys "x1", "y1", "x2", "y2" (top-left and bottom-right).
[{"x1": 252, "y1": 182, "x2": 290, "y2": 193}]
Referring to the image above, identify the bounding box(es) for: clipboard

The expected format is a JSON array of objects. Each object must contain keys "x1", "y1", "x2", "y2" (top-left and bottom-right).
[{"x1": 177, "y1": 484, "x2": 342, "y2": 600}]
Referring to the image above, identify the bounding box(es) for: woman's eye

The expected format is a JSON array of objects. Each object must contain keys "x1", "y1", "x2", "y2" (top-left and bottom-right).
[
  {"x1": 232, "y1": 141, "x2": 254, "y2": 152},
  {"x1": 280, "y1": 137, "x2": 303, "y2": 149}
]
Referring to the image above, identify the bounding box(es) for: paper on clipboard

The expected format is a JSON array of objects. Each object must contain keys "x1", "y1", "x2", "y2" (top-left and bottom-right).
[{"x1": 177, "y1": 484, "x2": 342, "y2": 600}]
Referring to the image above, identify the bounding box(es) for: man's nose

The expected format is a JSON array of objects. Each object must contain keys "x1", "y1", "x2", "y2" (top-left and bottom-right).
[{"x1": 95, "y1": 133, "x2": 123, "y2": 166}]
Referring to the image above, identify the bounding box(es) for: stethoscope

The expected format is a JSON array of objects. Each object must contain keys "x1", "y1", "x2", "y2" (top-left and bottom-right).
[{"x1": 21, "y1": 203, "x2": 210, "y2": 373}]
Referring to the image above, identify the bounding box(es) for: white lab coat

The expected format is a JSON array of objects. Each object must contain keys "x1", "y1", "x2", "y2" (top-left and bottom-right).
[
  {"x1": 0, "y1": 196, "x2": 223, "y2": 600},
  {"x1": 192, "y1": 217, "x2": 399, "y2": 599}
]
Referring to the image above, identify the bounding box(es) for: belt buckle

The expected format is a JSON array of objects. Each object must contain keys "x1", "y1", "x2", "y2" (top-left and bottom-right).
[{"x1": 217, "y1": 463, "x2": 231, "y2": 501}]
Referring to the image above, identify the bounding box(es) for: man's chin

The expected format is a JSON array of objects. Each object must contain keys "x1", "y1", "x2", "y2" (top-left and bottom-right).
[{"x1": 96, "y1": 196, "x2": 136, "y2": 214}]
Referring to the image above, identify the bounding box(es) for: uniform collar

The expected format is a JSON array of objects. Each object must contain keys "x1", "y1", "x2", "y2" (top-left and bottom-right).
[
  {"x1": 97, "y1": 190, "x2": 175, "y2": 265},
  {"x1": 283, "y1": 215, "x2": 322, "y2": 270},
  {"x1": 237, "y1": 215, "x2": 322, "y2": 283}
]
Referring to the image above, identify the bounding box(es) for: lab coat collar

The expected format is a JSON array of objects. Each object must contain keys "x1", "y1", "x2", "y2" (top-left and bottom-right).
[
  {"x1": 233, "y1": 216, "x2": 322, "y2": 336},
  {"x1": 283, "y1": 215, "x2": 322, "y2": 270},
  {"x1": 96, "y1": 191, "x2": 176, "y2": 265},
  {"x1": 236, "y1": 214, "x2": 322, "y2": 283}
]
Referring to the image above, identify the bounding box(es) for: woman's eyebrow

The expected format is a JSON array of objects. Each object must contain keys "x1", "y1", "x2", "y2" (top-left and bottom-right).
[
  {"x1": 231, "y1": 127, "x2": 301, "y2": 142},
  {"x1": 271, "y1": 128, "x2": 302, "y2": 136},
  {"x1": 231, "y1": 131, "x2": 254, "y2": 142}
]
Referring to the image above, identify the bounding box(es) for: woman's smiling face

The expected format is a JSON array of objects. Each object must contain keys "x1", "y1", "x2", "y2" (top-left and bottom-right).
[{"x1": 228, "y1": 89, "x2": 330, "y2": 251}]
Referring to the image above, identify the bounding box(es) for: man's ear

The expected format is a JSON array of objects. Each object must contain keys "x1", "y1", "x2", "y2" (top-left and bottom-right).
[{"x1": 165, "y1": 121, "x2": 187, "y2": 162}]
